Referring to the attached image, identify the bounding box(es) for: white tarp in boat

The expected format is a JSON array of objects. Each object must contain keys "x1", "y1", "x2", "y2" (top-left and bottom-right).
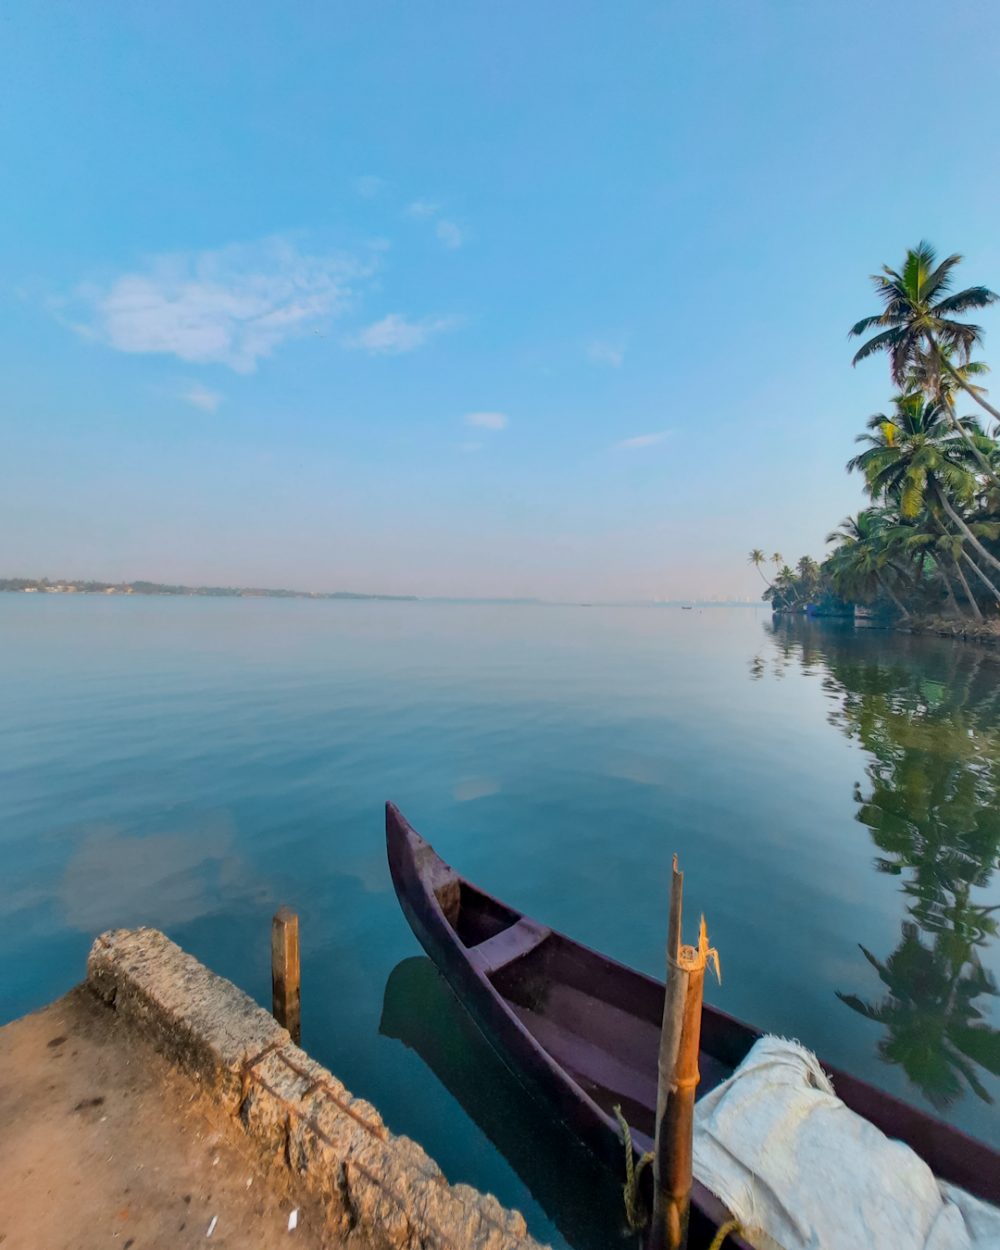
[{"x1": 692, "y1": 1036, "x2": 1000, "y2": 1250}]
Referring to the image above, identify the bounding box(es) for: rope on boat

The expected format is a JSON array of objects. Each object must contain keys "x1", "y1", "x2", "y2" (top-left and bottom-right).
[
  {"x1": 613, "y1": 1104, "x2": 654, "y2": 1231},
  {"x1": 707, "y1": 1218, "x2": 744, "y2": 1249},
  {"x1": 613, "y1": 1104, "x2": 744, "y2": 1247}
]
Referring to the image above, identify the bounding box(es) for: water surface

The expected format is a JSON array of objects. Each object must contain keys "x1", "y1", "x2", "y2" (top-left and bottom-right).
[{"x1": 2, "y1": 599, "x2": 997, "y2": 1247}]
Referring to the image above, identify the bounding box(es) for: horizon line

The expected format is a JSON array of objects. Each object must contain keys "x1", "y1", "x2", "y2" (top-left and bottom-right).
[{"x1": 0, "y1": 574, "x2": 762, "y2": 608}]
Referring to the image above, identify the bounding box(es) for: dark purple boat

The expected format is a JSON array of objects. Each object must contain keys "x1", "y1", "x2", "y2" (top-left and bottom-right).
[{"x1": 386, "y1": 802, "x2": 1000, "y2": 1247}]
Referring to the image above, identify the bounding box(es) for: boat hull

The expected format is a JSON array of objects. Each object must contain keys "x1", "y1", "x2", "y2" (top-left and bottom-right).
[{"x1": 385, "y1": 801, "x2": 1000, "y2": 1245}]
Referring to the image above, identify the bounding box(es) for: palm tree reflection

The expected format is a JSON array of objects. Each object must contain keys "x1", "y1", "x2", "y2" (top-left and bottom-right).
[
  {"x1": 763, "y1": 619, "x2": 1000, "y2": 1108},
  {"x1": 837, "y1": 924, "x2": 998, "y2": 1109}
]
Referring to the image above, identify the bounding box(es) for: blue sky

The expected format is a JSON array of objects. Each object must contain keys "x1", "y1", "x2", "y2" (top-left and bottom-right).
[{"x1": 3, "y1": 2, "x2": 1000, "y2": 600}]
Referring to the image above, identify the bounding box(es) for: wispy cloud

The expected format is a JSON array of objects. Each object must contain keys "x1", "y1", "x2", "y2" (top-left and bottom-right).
[
  {"x1": 406, "y1": 200, "x2": 440, "y2": 219},
  {"x1": 347, "y1": 312, "x2": 458, "y2": 355},
  {"x1": 616, "y1": 431, "x2": 670, "y2": 449},
  {"x1": 67, "y1": 237, "x2": 365, "y2": 373},
  {"x1": 353, "y1": 175, "x2": 385, "y2": 198},
  {"x1": 436, "y1": 220, "x2": 464, "y2": 250},
  {"x1": 588, "y1": 338, "x2": 626, "y2": 368},
  {"x1": 464, "y1": 411, "x2": 508, "y2": 430},
  {"x1": 182, "y1": 383, "x2": 223, "y2": 413},
  {"x1": 406, "y1": 198, "x2": 467, "y2": 249}
]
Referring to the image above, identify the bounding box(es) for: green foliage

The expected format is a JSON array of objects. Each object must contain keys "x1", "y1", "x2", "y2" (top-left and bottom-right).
[{"x1": 758, "y1": 242, "x2": 1000, "y2": 623}]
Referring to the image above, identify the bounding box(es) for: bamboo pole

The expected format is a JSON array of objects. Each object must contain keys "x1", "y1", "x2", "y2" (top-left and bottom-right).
[
  {"x1": 649, "y1": 860, "x2": 718, "y2": 1250},
  {"x1": 271, "y1": 907, "x2": 301, "y2": 1044}
]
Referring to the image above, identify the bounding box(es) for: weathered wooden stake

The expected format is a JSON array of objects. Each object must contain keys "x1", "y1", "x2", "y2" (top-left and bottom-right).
[
  {"x1": 271, "y1": 907, "x2": 301, "y2": 1044},
  {"x1": 649, "y1": 859, "x2": 717, "y2": 1250}
]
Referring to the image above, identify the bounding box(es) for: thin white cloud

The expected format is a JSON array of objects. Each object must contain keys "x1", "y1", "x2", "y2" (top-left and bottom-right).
[
  {"x1": 436, "y1": 220, "x2": 464, "y2": 250},
  {"x1": 69, "y1": 237, "x2": 365, "y2": 373},
  {"x1": 616, "y1": 431, "x2": 670, "y2": 449},
  {"x1": 182, "y1": 383, "x2": 223, "y2": 413},
  {"x1": 464, "y1": 411, "x2": 508, "y2": 431},
  {"x1": 353, "y1": 175, "x2": 385, "y2": 198},
  {"x1": 588, "y1": 338, "x2": 626, "y2": 367},
  {"x1": 406, "y1": 200, "x2": 440, "y2": 218},
  {"x1": 405, "y1": 199, "x2": 467, "y2": 249},
  {"x1": 347, "y1": 312, "x2": 458, "y2": 355}
]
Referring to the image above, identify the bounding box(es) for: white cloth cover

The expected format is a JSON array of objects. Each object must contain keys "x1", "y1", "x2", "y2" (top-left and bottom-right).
[{"x1": 692, "y1": 1036, "x2": 1000, "y2": 1250}]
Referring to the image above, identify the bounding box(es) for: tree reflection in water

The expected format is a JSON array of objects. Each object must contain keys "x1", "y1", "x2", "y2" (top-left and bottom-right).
[{"x1": 763, "y1": 619, "x2": 1000, "y2": 1110}]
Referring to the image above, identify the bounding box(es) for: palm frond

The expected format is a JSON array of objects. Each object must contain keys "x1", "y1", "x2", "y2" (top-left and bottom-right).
[
  {"x1": 849, "y1": 314, "x2": 887, "y2": 338},
  {"x1": 934, "y1": 287, "x2": 998, "y2": 315},
  {"x1": 922, "y1": 248, "x2": 963, "y2": 301},
  {"x1": 902, "y1": 242, "x2": 940, "y2": 301},
  {"x1": 852, "y1": 328, "x2": 904, "y2": 366}
]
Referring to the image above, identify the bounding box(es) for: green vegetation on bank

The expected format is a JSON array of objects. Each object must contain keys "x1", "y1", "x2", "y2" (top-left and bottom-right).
[{"x1": 752, "y1": 242, "x2": 1000, "y2": 631}]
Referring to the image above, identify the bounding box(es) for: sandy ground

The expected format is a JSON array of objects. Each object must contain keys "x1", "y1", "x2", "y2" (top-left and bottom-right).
[{"x1": 0, "y1": 986, "x2": 359, "y2": 1250}]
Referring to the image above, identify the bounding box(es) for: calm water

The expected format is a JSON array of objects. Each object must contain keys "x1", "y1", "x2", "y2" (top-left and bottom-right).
[{"x1": 2, "y1": 599, "x2": 998, "y2": 1247}]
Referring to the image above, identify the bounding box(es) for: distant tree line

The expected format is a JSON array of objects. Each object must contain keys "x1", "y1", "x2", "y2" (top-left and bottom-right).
[{"x1": 0, "y1": 577, "x2": 416, "y2": 601}]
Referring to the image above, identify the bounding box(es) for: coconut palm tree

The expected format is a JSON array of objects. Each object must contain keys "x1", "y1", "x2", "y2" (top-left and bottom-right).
[
  {"x1": 826, "y1": 509, "x2": 912, "y2": 617},
  {"x1": 850, "y1": 242, "x2": 1000, "y2": 419},
  {"x1": 884, "y1": 508, "x2": 1000, "y2": 618},
  {"x1": 850, "y1": 243, "x2": 1000, "y2": 489},
  {"x1": 774, "y1": 564, "x2": 799, "y2": 608},
  {"x1": 748, "y1": 549, "x2": 771, "y2": 587},
  {"x1": 913, "y1": 354, "x2": 1000, "y2": 484},
  {"x1": 847, "y1": 393, "x2": 1000, "y2": 592},
  {"x1": 796, "y1": 555, "x2": 820, "y2": 585},
  {"x1": 908, "y1": 352, "x2": 993, "y2": 420}
]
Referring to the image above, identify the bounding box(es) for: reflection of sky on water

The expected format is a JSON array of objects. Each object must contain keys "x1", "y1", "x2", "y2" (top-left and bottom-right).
[
  {"x1": 56, "y1": 816, "x2": 253, "y2": 931},
  {"x1": 1, "y1": 808, "x2": 270, "y2": 940},
  {"x1": 2, "y1": 598, "x2": 998, "y2": 1250},
  {"x1": 452, "y1": 776, "x2": 501, "y2": 803}
]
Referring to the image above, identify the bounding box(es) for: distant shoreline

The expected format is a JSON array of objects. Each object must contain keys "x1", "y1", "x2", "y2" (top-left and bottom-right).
[
  {"x1": 0, "y1": 577, "x2": 417, "y2": 602},
  {"x1": 0, "y1": 578, "x2": 759, "y2": 607}
]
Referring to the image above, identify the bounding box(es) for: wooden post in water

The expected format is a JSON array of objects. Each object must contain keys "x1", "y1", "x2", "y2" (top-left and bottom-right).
[
  {"x1": 649, "y1": 858, "x2": 717, "y2": 1250},
  {"x1": 271, "y1": 907, "x2": 301, "y2": 1044}
]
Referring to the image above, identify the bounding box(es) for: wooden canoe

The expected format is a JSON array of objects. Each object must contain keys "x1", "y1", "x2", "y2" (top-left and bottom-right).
[{"x1": 385, "y1": 802, "x2": 1000, "y2": 1247}]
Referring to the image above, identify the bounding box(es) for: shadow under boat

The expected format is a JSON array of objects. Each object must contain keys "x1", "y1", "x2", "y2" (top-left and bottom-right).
[{"x1": 380, "y1": 955, "x2": 636, "y2": 1250}]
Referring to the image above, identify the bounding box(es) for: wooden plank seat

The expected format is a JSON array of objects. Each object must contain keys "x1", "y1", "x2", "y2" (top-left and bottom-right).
[{"x1": 468, "y1": 918, "x2": 551, "y2": 975}]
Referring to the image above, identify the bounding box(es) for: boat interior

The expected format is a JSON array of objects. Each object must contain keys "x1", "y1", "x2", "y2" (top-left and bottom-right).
[
  {"x1": 393, "y1": 807, "x2": 1000, "y2": 1209},
  {"x1": 441, "y1": 879, "x2": 744, "y2": 1142}
]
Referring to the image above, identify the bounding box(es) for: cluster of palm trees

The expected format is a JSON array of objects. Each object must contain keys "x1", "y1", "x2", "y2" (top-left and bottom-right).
[
  {"x1": 752, "y1": 242, "x2": 1000, "y2": 626},
  {"x1": 748, "y1": 550, "x2": 826, "y2": 612}
]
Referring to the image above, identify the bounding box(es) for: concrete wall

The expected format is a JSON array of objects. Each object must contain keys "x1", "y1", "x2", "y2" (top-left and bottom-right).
[{"x1": 88, "y1": 928, "x2": 548, "y2": 1250}]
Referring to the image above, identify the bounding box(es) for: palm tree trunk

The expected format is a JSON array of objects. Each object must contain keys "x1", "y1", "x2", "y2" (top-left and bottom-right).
[
  {"x1": 960, "y1": 549, "x2": 1000, "y2": 607},
  {"x1": 938, "y1": 560, "x2": 963, "y2": 617},
  {"x1": 928, "y1": 339, "x2": 1000, "y2": 488},
  {"x1": 874, "y1": 570, "x2": 910, "y2": 619},
  {"x1": 933, "y1": 482, "x2": 1000, "y2": 576},
  {"x1": 940, "y1": 352, "x2": 1000, "y2": 425},
  {"x1": 951, "y1": 557, "x2": 984, "y2": 621},
  {"x1": 943, "y1": 393, "x2": 1000, "y2": 487}
]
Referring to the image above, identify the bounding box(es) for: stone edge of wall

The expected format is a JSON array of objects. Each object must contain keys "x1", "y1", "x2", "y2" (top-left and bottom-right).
[{"x1": 87, "y1": 927, "x2": 547, "y2": 1250}]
